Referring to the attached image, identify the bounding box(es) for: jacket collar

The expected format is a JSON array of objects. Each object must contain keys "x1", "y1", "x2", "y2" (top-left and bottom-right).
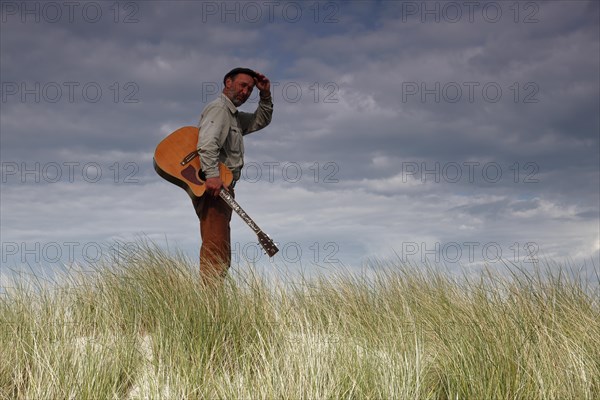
[{"x1": 219, "y1": 93, "x2": 238, "y2": 115}]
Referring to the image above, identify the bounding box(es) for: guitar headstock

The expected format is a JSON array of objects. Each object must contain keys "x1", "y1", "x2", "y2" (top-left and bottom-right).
[{"x1": 257, "y1": 231, "x2": 279, "y2": 258}]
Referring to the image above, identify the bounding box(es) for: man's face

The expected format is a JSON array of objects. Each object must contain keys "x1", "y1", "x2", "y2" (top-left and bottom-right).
[{"x1": 224, "y1": 73, "x2": 255, "y2": 106}]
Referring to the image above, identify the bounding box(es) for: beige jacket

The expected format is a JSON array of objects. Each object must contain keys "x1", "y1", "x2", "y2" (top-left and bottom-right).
[{"x1": 197, "y1": 93, "x2": 273, "y2": 181}]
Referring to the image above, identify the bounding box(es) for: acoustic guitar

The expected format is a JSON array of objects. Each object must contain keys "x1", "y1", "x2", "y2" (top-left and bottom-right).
[{"x1": 153, "y1": 126, "x2": 279, "y2": 257}]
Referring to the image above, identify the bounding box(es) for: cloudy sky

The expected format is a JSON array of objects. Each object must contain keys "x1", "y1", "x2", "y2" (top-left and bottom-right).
[{"x1": 1, "y1": 0, "x2": 598, "y2": 282}]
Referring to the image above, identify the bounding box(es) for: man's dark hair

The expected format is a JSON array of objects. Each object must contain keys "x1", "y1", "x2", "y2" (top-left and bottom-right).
[{"x1": 223, "y1": 67, "x2": 257, "y2": 85}]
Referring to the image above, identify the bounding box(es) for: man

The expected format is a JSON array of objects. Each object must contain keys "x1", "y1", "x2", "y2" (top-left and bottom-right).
[{"x1": 193, "y1": 67, "x2": 273, "y2": 282}]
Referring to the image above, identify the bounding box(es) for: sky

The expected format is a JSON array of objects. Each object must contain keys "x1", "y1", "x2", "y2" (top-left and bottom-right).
[{"x1": 1, "y1": 0, "x2": 599, "y2": 284}]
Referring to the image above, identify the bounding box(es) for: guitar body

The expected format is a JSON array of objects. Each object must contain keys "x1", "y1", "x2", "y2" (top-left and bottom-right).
[
  {"x1": 153, "y1": 126, "x2": 233, "y2": 200},
  {"x1": 153, "y1": 126, "x2": 279, "y2": 257}
]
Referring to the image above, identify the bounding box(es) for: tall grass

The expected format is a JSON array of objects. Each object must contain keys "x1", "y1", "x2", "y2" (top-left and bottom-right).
[{"x1": 1, "y1": 242, "x2": 598, "y2": 399}]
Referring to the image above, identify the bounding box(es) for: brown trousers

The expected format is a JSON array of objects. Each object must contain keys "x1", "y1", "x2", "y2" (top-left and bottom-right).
[{"x1": 192, "y1": 188, "x2": 234, "y2": 283}]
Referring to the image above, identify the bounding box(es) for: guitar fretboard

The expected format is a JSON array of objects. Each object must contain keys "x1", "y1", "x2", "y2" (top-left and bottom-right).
[
  {"x1": 219, "y1": 189, "x2": 260, "y2": 234},
  {"x1": 219, "y1": 189, "x2": 278, "y2": 257}
]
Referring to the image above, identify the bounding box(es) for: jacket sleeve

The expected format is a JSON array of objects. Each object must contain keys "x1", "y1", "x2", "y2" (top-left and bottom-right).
[
  {"x1": 238, "y1": 97, "x2": 273, "y2": 135},
  {"x1": 197, "y1": 104, "x2": 229, "y2": 179}
]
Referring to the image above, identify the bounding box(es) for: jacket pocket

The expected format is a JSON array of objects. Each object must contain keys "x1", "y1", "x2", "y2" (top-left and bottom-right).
[{"x1": 227, "y1": 126, "x2": 244, "y2": 158}]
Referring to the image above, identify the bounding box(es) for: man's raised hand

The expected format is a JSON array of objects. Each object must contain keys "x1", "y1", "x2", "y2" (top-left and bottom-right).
[{"x1": 254, "y1": 72, "x2": 271, "y2": 96}]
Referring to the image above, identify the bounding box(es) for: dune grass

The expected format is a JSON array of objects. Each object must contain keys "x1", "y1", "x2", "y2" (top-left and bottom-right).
[{"x1": 1, "y1": 242, "x2": 598, "y2": 399}]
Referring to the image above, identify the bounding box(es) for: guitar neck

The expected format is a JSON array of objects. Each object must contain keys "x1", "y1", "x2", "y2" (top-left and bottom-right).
[
  {"x1": 219, "y1": 189, "x2": 279, "y2": 257},
  {"x1": 219, "y1": 189, "x2": 261, "y2": 234}
]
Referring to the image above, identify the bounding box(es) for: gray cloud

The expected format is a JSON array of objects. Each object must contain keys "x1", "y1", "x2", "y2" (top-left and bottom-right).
[{"x1": 1, "y1": 1, "x2": 598, "y2": 276}]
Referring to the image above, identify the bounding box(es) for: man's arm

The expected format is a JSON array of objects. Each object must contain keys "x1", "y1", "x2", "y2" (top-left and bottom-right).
[
  {"x1": 238, "y1": 96, "x2": 273, "y2": 135},
  {"x1": 239, "y1": 72, "x2": 273, "y2": 134},
  {"x1": 197, "y1": 105, "x2": 229, "y2": 195}
]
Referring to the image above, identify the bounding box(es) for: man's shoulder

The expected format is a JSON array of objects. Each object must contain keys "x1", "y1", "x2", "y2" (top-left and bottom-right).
[
  {"x1": 202, "y1": 94, "x2": 235, "y2": 114},
  {"x1": 198, "y1": 96, "x2": 235, "y2": 129},
  {"x1": 203, "y1": 97, "x2": 225, "y2": 112}
]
